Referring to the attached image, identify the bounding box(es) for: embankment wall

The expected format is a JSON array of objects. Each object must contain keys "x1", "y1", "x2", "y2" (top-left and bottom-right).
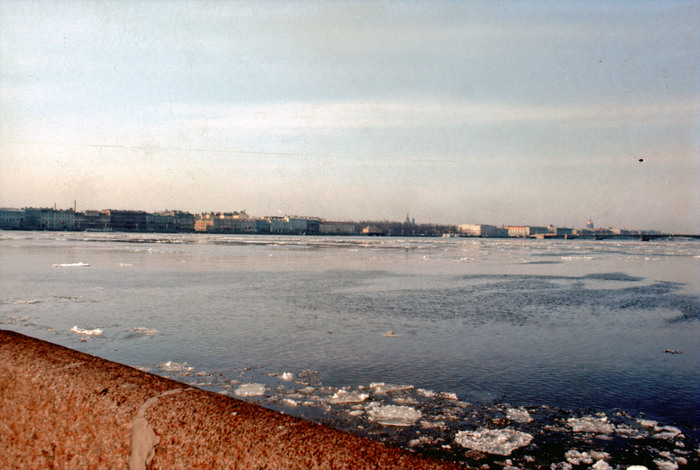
[{"x1": 0, "y1": 330, "x2": 462, "y2": 469}]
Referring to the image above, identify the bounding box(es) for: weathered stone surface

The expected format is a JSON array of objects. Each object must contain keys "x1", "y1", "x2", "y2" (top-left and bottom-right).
[{"x1": 0, "y1": 330, "x2": 463, "y2": 469}]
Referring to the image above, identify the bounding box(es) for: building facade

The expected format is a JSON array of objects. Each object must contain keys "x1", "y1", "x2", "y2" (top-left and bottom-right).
[{"x1": 457, "y1": 224, "x2": 507, "y2": 237}]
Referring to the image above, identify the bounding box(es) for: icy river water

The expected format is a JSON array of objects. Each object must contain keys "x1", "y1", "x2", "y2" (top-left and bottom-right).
[{"x1": 1, "y1": 231, "x2": 698, "y2": 468}]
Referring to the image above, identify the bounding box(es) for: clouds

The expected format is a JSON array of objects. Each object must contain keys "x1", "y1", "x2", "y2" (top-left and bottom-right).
[{"x1": 0, "y1": 0, "x2": 698, "y2": 231}]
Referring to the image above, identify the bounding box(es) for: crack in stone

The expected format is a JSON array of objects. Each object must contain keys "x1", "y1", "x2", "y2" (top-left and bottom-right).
[{"x1": 129, "y1": 389, "x2": 183, "y2": 470}]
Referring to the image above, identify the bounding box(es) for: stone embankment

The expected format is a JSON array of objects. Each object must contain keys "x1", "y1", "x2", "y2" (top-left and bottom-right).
[{"x1": 0, "y1": 330, "x2": 462, "y2": 469}]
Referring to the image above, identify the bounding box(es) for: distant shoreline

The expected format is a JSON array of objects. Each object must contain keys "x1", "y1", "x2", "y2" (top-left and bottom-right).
[{"x1": 1, "y1": 227, "x2": 699, "y2": 241}]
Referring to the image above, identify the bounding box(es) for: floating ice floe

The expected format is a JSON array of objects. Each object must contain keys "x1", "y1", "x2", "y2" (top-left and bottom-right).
[
  {"x1": 5, "y1": 299, "x2": 42, "y2": 305},
  {"x1": 507, "y1": 407, "x2": 533, "y2": 423},
  {"x1": 369, "y1": 382, "x2": 414, "y2": 395},
  {"x1": 565, "y1": 449, "x2": 594, "y2": 465},
  {"x1": 591, "y1": 460, "x2": 613, "y2": 470},
  {"x1": 53, "y1": 262, "x2": 90, "y2": 267},
  {"x1": 638, "y1": 418, "x2": 658, "y2": 428},
  {"x1": 454, "y1": 428, "x2": 534, "y2": 456},
  {"x1": 280, "y1": 372, "x2": 294, "y2": 381},
  {"x1": 367, "y1": 404, "x2": 422, "y2": 426},
  {"x1": 567, "y1": 416, "x2": 615, "y2": 434},
  {"x1": 160, "y1": 361, "x2": 194, "y2": 373},
  {"x1": 127, "y1": 327, "x2": 158, "y2": 336},
  {"x1": 70, "y1": 326, "x2": 103, "y2": 336},
  {"x1": 653, "y1": 425, "x2": 682, "y2": 440},
  {"x1": 383, "y1": 331, "x2": 399, "y2": 337},
  {"x1": 654, "y1": 460, "x2": 679, "y2": 470},
  {"x1": 234, "y1": 383, "x2": 266, "y2": 397},
  {"x1": 328, "y1": 389, "x2": 369, "y2": 405}
]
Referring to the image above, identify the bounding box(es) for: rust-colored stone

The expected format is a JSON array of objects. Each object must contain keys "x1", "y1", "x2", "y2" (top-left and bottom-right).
[{"x1": 0, "y1": 330, "x2": 465, "y2": 469}]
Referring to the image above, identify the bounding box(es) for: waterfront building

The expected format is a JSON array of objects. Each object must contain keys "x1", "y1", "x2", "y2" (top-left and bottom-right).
[
  {"x1": 264, "y1": 216, "x2": 321, "y2": 234},
  {"x1": 75, "y1": 210, "x2": 111, "y2": 231},
  {"x1": 22, "y1": 208, "x2": 75, "y2": 230},
  {"x1": 504, "y1": 226, "x2": 549, "y2": 238},
  {"x1": 457, "y1": 224, "x2": 507, "y2": 237},
  {"x1": 107, "y1": 210, "x2": 148, "y2": 231},
  {"x1": 196, "y1": 211, "x2": 255, "y2": 233},
  {"x1": 0, "y1": 208, "x2": 25, "y2": 229},
  {"x1": 148, "y1": 210, "x2": 195, "y2": 232}
]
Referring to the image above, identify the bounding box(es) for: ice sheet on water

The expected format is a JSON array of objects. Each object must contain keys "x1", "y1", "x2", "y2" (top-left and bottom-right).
[
  {"x1": 367, "y1": 403, "x2": 421, "y2": 426},
  {"x1": 234, "y1": 383, "x2": 266, "y2": 397},
  {"x1": 454, "y1": 428, "x2": 533, "y2": 456},
  {"x1": 52, "y1": 262, "x2": 90, "y2": 267},
  {"x1": 70, "y1": 326, "x2": 103, "y2": 336}
]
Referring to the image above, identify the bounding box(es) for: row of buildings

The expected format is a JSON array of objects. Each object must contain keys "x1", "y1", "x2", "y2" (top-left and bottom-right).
[
  {"x1": 0, "y1": 207, "x2": 356, "y2": 235},
  {"x1": 0, "y1": 208, "x2": 656, "y2": 238},
  {"x1": 456, "y1": 221, "x2": 657, "y2": 238}
]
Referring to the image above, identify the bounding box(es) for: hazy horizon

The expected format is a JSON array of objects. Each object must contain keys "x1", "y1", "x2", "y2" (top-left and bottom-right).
[{"x1": 1, "y1": 1, "x2": 698, "y2": 233}]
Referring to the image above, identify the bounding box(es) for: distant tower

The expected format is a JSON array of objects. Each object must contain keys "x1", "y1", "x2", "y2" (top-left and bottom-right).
[
  {"x1": 405, "y1": 213, "x2": 411, "y2": 224},
  {"x1": 585, "y1": 219, "x2": 594, "y2": 230}
]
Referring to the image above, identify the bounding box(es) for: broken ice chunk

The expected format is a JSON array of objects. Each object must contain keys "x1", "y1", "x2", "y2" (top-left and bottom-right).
[
  {"x1": 328, "y1": 389, "x2": 369, "y2": 405},
  {"x1": 454, "y1": 428, "x2": 533, "y2": 456},
  {"x1": 234, "y1": 383, "x2": 266, "y2": 397},
  {"x1": 506, "y1": 407, "x2": 533, "y2": 423},
  {"x1": 367, "y1": 404, "x2": 422, "y2": 426},
  {"x1": 567, "y1": 416, "x2": 615, "y2": 434}
]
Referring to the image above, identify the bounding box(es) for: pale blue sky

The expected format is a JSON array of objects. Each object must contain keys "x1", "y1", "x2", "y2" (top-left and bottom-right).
[{"x1": 1, "y1": 0, "x2": 698, "y2": 231}]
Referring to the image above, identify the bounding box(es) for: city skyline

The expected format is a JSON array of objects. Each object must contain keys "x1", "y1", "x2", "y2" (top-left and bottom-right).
[
  {"x1": 0, "y1": 205, "x2": 688, "y2": 236},
  {"x1": 1, "y1": 1, "x2": 699, "y2": 233}
]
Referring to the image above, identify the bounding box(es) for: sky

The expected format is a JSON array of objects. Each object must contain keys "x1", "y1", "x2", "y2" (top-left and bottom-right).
[{"x1": 1, "y1": 0, "x2": 699, "y2": 232}]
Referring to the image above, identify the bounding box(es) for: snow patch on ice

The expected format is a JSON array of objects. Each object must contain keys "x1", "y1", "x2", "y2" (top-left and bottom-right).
[
  {"x1": 454, "y1": 428, "x2": 533, "y2": 456},
  {"x1": 234, "y1": 383, "x2": 266, "y2": 397},
  {"x1": 367, "y1": 404, "x2": 422, "y2": 426},
  {"x1": 70, "y1": 326, "x2": 103, "y2": 336},
  {"x1": 53, "y1": 262, "x2": 90, "y2": 267}
]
